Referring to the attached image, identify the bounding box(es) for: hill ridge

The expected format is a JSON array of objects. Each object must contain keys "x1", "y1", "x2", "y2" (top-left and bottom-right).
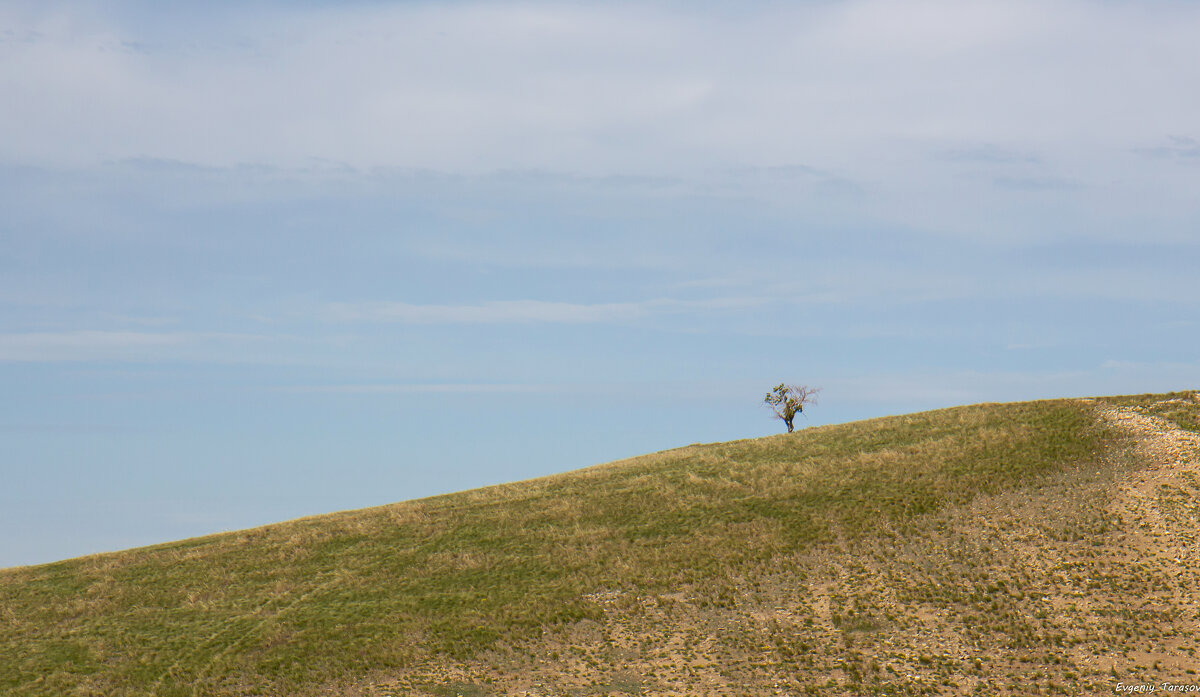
[{"x1": 2, "y1": 393, "x2": 1199, "y2": 696}]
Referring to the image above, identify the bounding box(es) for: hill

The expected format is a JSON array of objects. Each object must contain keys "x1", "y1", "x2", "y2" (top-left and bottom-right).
[{"x1": 2, "y1": 393, "x2": 1199, "y2": 696}]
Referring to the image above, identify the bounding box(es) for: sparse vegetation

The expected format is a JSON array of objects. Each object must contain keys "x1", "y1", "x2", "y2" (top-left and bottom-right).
[
  {"x1": 1092, "y1": 390, "x2": 1200, "y2": 433},
  {"x1": 1, "y1": 393, "x2": 1197, "y2": 695},
  {"x1": 763, "y1": 383, "x2": 820, "y2": 433}
]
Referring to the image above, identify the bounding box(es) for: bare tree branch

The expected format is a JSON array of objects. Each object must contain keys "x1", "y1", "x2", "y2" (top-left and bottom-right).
[{"x1": 764, "y1": 383, "x2": 821, "y2": 433}]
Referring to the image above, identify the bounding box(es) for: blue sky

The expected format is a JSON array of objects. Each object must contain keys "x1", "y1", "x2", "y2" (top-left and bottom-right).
[{"x1": 2, "y1": 0, "x2": 1198, "y2": 568}]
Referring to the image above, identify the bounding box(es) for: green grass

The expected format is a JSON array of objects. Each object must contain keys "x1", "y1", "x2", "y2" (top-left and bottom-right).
[{"x1": 0, "y1": 395, "x2": 1193, "y2": 695}]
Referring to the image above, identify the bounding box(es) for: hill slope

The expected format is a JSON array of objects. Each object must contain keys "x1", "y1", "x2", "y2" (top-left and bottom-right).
[{"x1": 2, "y1": 393, "x2": 1199, "y2": 696}]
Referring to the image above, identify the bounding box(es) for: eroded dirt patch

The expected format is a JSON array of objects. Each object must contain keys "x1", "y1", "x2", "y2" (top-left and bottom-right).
[{"x1": 352, "y1": 399, "x2": 1200, "y2": 696}]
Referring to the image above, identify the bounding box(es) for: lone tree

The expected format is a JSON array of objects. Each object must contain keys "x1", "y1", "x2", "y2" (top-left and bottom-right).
[{"x1": 764, "y1": 383, "x2": 820, "y2": 433}]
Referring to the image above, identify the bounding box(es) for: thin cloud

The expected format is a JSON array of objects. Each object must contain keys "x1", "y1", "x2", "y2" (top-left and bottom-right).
[
  {"x1": 0, "y1": 330, "x2": 269, "y2": 362},
  {"x1": 1136, "y1": 136, "x2": 1200, "y2": 162},
  {"x1": 1100, "y1": 359, "x2": 1200, "y2": 372},
  {"x1": 830, "y1": 369, "x2": 1095, "y2": 406},
  {"x1": 276, "y1": 383, "x2": 557, "y2": 395},
  {"x1": 320, "y1": 297, "x2": 766, "y2": 324},
  {"x1": 937, "y1": 144, "x2": 1041, "y2": 164},
  {"x1": 991, "y1": 175, "x2": 1080, "y2": 191}
]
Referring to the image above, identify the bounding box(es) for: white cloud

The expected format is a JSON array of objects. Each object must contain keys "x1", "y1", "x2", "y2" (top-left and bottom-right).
[
  {"x1": 4, "y1": 1, "x2": 1200, "y2": 177},
  {"x1": 3, "y1": 1, "x2": 1199, "y2": 247}
]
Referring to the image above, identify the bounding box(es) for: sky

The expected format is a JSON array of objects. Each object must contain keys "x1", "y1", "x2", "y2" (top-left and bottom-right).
[{"x1": 2, "y1": 0, "x2": 1198, "y2": 568}]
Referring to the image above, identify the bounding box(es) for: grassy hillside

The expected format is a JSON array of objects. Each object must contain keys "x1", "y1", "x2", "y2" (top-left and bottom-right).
[{"x1": 2, "y1": 393, "x2": 1198, "y2": 696}]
